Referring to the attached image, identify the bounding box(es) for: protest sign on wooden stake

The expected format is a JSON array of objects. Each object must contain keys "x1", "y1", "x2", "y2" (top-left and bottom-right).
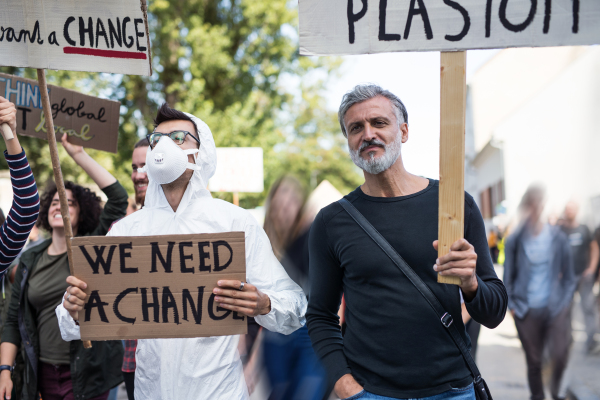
[
  {"x1": 1, "y1": 1, "x2": 153, "y2": 343},
  {"x1": 299, "y1": 0, "x2": 600, "y2": 285},
  {"x1": 300, "y1": 0, "x2": 600, "y2": 56},
  {"x1": 438, "y1": 51, "x2": 466, "y2": 286},
  {"x1": 71, "y1": 233, "x2": 248, "y2": 340},
  {"x1": 0, "y1": 0, "x2": 152, "y2": 76},
  {"x1": 0, "y1": 73, "x2": 121, "y2": 153}
]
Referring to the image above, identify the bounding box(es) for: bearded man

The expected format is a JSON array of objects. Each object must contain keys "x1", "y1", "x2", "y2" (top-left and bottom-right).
[
  {"x1": 131, "y1": 138, "x2": 150, "y2": 208},
  {"x1": 57, "y1": 104, "x2": 306, "y2": 399},
  {"x1": 306, "y1": 85, "x2": 507, "y2": 400}
]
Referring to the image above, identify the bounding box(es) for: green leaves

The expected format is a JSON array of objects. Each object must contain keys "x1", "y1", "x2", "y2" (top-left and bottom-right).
[{"x1": 0, "y1": 0, "x2": 362, "y2": 208}]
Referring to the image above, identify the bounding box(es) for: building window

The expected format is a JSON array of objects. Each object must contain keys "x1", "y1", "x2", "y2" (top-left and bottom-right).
[{"x1": 480, "y1": 179, "x2": 505, "y2": 220}]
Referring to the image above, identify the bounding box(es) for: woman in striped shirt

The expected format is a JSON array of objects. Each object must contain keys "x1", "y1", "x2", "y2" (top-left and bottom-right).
[{"x1": 0, "y1": 97, "x2": 40, "y2": 274}]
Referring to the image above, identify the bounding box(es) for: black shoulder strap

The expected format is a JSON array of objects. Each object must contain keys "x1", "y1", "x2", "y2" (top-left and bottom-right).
[{"x1": 338, "y1": 198, "x2": 481, "y2": 380}]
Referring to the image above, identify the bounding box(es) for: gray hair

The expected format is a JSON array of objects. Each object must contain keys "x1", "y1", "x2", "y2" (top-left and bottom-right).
[{"x1": 338, "y1": 84, "x2": 408, "y2": 137}]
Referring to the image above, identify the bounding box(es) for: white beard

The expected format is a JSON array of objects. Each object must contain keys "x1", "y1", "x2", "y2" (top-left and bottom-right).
[{"x1": 349, "y1": 134, "x2": 403, "y2": 175}]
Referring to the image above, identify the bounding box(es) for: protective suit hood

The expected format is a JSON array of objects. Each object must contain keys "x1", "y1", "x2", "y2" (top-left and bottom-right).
[{"x1": 143, "y1": 113, "x2": 217, "y2": 213}]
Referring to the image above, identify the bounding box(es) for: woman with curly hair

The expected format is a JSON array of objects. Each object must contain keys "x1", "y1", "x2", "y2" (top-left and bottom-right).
[{"x1": 0, "y1": 133, "x2": 128, "y2": 400}]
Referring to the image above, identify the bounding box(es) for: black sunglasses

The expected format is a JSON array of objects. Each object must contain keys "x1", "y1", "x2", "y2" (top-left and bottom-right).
[{"x1": 146, "y1": 130, "x2": 201, "y2": 149}]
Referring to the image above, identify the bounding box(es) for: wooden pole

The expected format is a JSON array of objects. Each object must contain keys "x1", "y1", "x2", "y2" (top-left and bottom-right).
[
  {"x1": 37, "y1": 69, "x2": 93, "y2": 349},
  {"x1": 233, "y1": 192, "x2": 239, "y2": 207},
  {"x1": 0, "y1": 123, "x2": 13, "y2": 140},
  {"x1": 438, "y1": 51, "x2": 466, "y2": 286}
]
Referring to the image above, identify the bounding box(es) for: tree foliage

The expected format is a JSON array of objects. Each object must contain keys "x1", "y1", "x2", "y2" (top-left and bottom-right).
[{"x1": 0, "y1": 0, "x2": 362, "y2": 207}]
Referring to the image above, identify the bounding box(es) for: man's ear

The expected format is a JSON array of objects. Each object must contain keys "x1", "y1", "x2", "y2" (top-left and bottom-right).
[{"x1": 401, "y1": 123, "x2": 409, "y2": 143}]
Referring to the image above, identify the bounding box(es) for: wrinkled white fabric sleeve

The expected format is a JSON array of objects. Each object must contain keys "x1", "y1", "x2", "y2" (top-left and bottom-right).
[
  {"x1": 55, "y1": 294, "x2": 82, "y2": 341},
  {"x1": 245, "y1": 217, "x2": 307, "y2": 335}
]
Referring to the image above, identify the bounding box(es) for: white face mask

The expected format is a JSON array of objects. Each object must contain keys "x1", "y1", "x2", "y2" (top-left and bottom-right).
[{"x1": 139, "y1": 136, "x2": 200, "y2": 185}]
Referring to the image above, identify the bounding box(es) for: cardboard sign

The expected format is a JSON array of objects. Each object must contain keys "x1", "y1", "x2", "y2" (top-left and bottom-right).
[
  {"x1": 299, "y1": 0, "x2": 600, "y2": 55},
  {"x1": 71, "y1": 232, "x2": 248, "y2": 341},
  {"x1": 0, "y1": 73, "x2": 120, "y2": 153},
  {"x1": 208, "y1": 148, "x2": 264, "y2": 193},
  {"x1": 0, "y1": 0, "x2": 151, "y2": 76}
]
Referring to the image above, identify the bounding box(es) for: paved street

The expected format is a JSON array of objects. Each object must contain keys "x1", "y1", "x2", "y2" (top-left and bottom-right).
[
  {"x1": 477, "y1": 266, "x2": 600, "y2": 400},
  {"x1": 477, "y1": 308, "x2": 530, "y2": 398}
]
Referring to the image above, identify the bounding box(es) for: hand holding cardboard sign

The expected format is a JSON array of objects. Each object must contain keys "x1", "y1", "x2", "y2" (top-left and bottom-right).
[
  {"x1": 213, "y1": 280, "x2": 271, "y2": 317},
  {"x1": 433, "y1": 238, "x2": 479, "y2": 300},
  {"x1": 63, "y1": 275, "x2": 89, "y2": 321},
  {"x1": 0, "y1": 97, "x2": 21, "y2": 154},
  {"x1": 61, "y1": 132, "x2": 85, "y2": 158}
]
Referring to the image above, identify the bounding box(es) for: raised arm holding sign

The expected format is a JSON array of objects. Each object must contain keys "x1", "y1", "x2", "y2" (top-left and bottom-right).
[{"x1": 0, "y1": 0, "x2": 153, "y2": 354}]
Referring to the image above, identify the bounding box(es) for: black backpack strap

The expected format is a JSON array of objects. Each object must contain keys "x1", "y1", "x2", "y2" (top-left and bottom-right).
[{"x1": 338, "y1": 198, "x2": 482, "y2": 380}]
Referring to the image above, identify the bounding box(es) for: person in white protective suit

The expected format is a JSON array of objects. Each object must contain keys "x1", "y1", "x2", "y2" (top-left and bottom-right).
[{"x1": 55, "y1": 104, "x2": 307, "y2": 399}]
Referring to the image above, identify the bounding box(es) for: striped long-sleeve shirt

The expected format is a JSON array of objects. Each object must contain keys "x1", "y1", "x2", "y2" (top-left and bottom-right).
[{"x1": 0, "y1": 149, "x2": 40, "y2": 272}]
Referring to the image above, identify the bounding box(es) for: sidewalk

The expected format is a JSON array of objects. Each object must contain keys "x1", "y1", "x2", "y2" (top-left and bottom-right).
[
  {"x1": 564, "y1": 290, "x2": 600, "y2": 400},
  {"x1": 477, "y1": 265, "x2": 600, "y2": 400}
]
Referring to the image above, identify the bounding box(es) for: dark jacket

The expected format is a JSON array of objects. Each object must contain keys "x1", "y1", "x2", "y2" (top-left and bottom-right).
[
  {"x1": 1, "y1": 182, "x2": 128, "y2": 400},
  {"x1": 503, "y1": 223, "x2": 576, "y2": 319}
]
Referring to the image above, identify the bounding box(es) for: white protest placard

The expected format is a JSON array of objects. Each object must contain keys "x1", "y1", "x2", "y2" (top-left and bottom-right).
[
  {"x1": 0, "y1": 0, "x2": 151, "y2": 76},
  {"x1": 208, "y1": 148, "x2": 264, "y2": 193},
  {"x1": 300, "y1": 0, "x2": 600, "y2": 56}
]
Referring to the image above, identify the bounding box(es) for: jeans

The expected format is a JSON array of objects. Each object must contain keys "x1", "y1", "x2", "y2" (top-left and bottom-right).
[
  {"x1": 38, "y1": 362, "x2": 110, "y2": 400},
  {"x1": 514, "y1": 306, "x2": 571, "y2": 400},
  {"x1": 263, "y1": 325, "x2": 327, "y2": 400},
  {"x1": 123, "y1": 371, "x2": 135, "y2": 400},
  {"x1": 577, "y1": 274, "x2": 599, "y2": 348},
  {"x1": 342, "y1": 383, "x2": 476, "y2": 400}
]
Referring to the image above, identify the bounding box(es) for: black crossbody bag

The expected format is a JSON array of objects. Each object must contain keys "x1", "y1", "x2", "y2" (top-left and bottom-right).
[{"x1": 338, "y1": 198, "x2": 493, "y2": 400}]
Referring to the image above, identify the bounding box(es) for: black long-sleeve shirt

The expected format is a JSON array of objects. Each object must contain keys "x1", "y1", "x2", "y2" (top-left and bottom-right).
[{"x1": 307, "y1": 180, "x2": 507, "y2": 399}]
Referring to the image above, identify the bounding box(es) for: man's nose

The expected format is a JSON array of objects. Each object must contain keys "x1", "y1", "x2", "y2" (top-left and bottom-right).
[
  {"x1": 132, "y1": 170, "x2": 147, "y2": 179},
  {"x1": 363, "y1": 123, "x2": 377, "y2": 141}
]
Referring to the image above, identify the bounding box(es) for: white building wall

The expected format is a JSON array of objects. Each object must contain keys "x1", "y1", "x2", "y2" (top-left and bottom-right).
[
  {"x1": 490, "y1": 48, "x2": 600, "y2": 225},
  {"x1": 469, "y1": 46, "x2": 589, "y2": 153}
]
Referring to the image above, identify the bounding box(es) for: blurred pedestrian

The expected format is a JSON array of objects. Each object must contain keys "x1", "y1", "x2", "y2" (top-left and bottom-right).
[
  {"x1": 0, "y1": 133, "x2": 128, "y2": 400},
  {"x1": 461, "y1": 304, "x2": 481, "y2": 362},
  {"x1": 488, "y1": 229, "x2": 499, "y2": 264},
  {"x1": 307, "y1": 84, "x2": 506, "y2": 400},
  {"x1": 262, "y1": 176, "x2": 327, "y2": 400},
  {"x1": 504, "y1": 185, "x2": 577, "y2": 400},
  {"x1": 560, "y1": 201, "x2": 599, "y2": 353}
]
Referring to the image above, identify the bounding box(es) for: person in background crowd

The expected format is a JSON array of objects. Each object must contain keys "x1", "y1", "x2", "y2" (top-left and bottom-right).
[
  {"x1": 0, "y1": 97, "x2": 40, "y2": 278},
  {"x1": 504, "y1": 185, "x2": 577, "y2": 400},
  {"x1": 131, "y1": 138, "x2": 150, "y2": 208},
  {"x1": 58, "y1": 104, "x2": 306, "y2": 399},
  {"x1": 594, "y1": 226, "x2": 600, "y2": 329},
  {"x1": 0, "y1": 97, "x2": 40, "y2": 400},
  {"x1": 307, "y1": 84, "x2": 506, "y2": 400},
  {"x1": 488, "y1": 229, "x2": 499, "y2": 264},
  {"x1": 262, "y1": 176, "x2": 327, "y2": 400},
  {"x1": 560, "y1": 201, "x2": 600, "y2": 354},
  {"x1": 119, "y1": 136, "x2": 150, "y2": 400},
  {"x1": 461, "y1": 304, "x2": 481, "y2": 362},
  {"x1": 0, "y1": 132, "x2": 128, "y2": 400}
]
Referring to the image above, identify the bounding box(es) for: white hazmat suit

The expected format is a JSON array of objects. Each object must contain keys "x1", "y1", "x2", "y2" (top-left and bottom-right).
[{"x1": 56, "y1": 114, "x2": 307, "y2": 399}]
